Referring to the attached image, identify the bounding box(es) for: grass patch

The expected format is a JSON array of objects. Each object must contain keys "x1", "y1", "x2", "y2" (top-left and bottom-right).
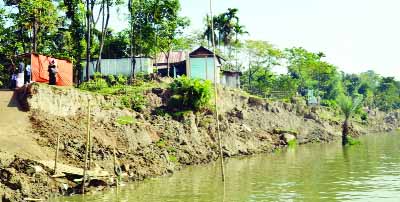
[
  {"x1": 167, "y1": 146, "x2": 177, "y2": 153},
  {"x1": 116, "y1": 116, "x2": 135, "y2": 125},
  {"x1": 168, "y1": 155, "x2": 178, "y2": 163},
  {"x1": 156, "y1": 139, "x2": 166, "y2": 148}
]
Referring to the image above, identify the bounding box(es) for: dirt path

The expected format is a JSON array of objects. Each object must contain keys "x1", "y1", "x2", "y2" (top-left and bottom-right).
[{"x1": 0, "y1": 90, "x2": 52, "y2": 160}]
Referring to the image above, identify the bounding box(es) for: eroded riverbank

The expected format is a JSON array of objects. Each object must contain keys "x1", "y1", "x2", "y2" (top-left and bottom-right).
[{"x1": 1, "y1": 83, "x2": 399, "y2": 201}]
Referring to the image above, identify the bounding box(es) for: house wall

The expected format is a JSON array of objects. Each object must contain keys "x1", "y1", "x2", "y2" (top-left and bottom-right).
[
  {"x1": 189, "y1": 57, "x2": 220, "y2": 83},
  {"x1": 221, "y1": 74, "x2": 240, "y2": 88},
  {"x1": 83, "y1": 58, "x2": 153, "y2": 79}
]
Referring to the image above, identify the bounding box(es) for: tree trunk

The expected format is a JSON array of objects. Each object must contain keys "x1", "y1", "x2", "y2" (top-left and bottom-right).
[
  {"x1": 33, "y1": 16, "x2": 38, "y2": 53},
  {"x1": 166, "y1": 52, "x2": 170, "y2": 77},
  {"x1": 342, "y1": 117, "x2": 349, "y2": 145},
  {"x1": 96, "y1": 0, "x2": 110, "y2": 73},
  {"x1": 128, "y1": 0, "x2": 136, "y2": 79},
  {"x1": 85, "y1": 0, "x2": 91, "y2": 81}
]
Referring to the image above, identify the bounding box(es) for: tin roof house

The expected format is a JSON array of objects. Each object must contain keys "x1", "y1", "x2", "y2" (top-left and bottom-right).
[
  {"x1": 154, "y1": 51, "x2": 188, "y2": 78},
  {"x1": 154, "y1": 46, "x2": 241, "y2": 88}
]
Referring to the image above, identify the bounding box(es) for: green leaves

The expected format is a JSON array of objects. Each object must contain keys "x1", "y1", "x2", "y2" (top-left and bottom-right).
[
  {"x1": 116, "y1": 116, "x2": 135, "y2": 125},
  {"x1": 169, "y1": 76, "x2": 213, "y2": 111},
  {"x1": 337, "y1": 94, "x2": 363, "y2": 119},
  {"x1": 204, "y1": 8, "x2": 247, "y2": 48}
]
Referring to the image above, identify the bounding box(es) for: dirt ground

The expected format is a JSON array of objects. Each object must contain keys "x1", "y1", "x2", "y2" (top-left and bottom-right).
[{"x1": 0, "y1": 90, "x2": 53, "y2": 160}]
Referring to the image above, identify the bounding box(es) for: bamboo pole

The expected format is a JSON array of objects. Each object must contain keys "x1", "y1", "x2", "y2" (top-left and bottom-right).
[
  {"x1": 53, "y1": 132, "x2": 60, "y2": 175},
  {"x1": 113, "y1": 147, "x2": 119, "y2": 188},
  {"x1": 89, "y1": 131, "x2": 93, "y2": 170},
  {"x1": 82, "y1": 100, "x2": 91, "y2": 194},
  {"x1": 209, "y1": 0, "x2": 225, "y2": 182}
]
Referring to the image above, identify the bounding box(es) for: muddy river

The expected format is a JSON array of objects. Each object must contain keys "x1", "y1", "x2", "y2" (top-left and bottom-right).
[{"x1": 53, "y1": 132, "x2": 400, "y2": 202}]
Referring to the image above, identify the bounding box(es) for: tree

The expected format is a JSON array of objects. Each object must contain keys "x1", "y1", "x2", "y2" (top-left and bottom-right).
[
  {"x1": 64, "y1": 0, "x2": 86, "y2": 83},
  {"x1": 127, "y1": 0, "x2": 189, "y2": 77},
  {"x1": 203, "y1": 8, "x2": 247, "y2": 54},
  {"x1": 95, "y1": 0, "x2": 123, "y2": 72},
  {"x1": 285, "y1": 47, "x2": 340, "y2": 100},
  {"x1": 241, "y1": 40, "x2": 282, "y2": 96},
  {"x1": 102, "y1": 30, "x2": 130, "y2": 58},
  {"x1": 13, "y1": 0, "x2": 58, "y2": 53},
  {"x1": 155, "y1": 0, "x2": 189, "y2": 77},
  {"x1": 375, "y1": 77, "x2": 400, "y2": 111},
  {"x1": 337, "y1": 94, "x2": 363, "y2": 145}
]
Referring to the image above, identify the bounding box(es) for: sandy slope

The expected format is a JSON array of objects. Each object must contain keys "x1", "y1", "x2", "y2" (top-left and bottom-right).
[{"x1": 0, "y1": 90, "x2": 51, "y2": 160}]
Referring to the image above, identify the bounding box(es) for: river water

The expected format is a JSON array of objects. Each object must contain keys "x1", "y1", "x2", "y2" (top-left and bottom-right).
[{"x1": 54, "y1": 132, "x2": 400, "y2": 202}]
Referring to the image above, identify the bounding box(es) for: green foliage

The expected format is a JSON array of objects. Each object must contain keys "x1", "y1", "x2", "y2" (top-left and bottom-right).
[
  {"x1": 169, "y1": 76, "x2": 213, "y2": 111},
  {"x1": 128, "y1": 0, "x2": 188, "y2": 59},
  {"x1": 79, "y1": 73, "x2": 109, "y2": 91},
  {"x1": 360, "y1": 111, "x2": 368, "y2": 123},
  {"x1": 168, "y1": 155, "x2": 178, "y2": 163},
  {"x1": 204, "y1": 8, "x2": 248, "y2": 48},
  {"x1": 116, "y1": 116, "x2": 135, "y2": 125},
  {"x1": 116, "y1": 74, "x2": 128, "y2": 86},
  {"x1": 156, "y1": 139, "x2": 166, "y2": 148},
  {"x1": 287, "y1": 139, "x2": 297, "y2": 148},
  {"x1": 320, "y1": 99, "x2": 338, "y2": 108},
  {"x1": 337, "y1": 94, "x2": 363, "y2": 119},
  {"x1": 120, "y1": 93, "x2": 147, "y2": 112},
  {"x1": 167, "y1": 146, "x2": 177, "y2": 153},
  {"x1": 346, "y1": 136, "x2": 361, "y2": 146}
]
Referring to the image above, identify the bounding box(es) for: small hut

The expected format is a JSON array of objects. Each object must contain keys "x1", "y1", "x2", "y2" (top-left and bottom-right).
[
  {"x1": 220, "y1": 70, "x2": 242, "y2": 88},
  {"x1": 188, "y1": 46, "x2": 224, "y2": 83},
  {"x1": 154, "y1": 51, "x2": 188, "y2": 77}
]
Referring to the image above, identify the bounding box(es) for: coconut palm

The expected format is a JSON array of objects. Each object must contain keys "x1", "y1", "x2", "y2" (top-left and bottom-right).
[{"x1": 337, "y1": 94, "x2": 363, "y2": 145}]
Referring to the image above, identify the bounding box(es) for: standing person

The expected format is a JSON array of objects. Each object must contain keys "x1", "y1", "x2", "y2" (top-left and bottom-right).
[
  {"x1": 10, "y1": 70, "x2": 17, "y2": 89},
  {"x1": 48, "y1": 59, "x2": 58, "y2": 85},
  {"x1": 25, "y1": 62, "x2": 31, "y2": 84},
  {"x1": 16, "y1": 61, "x2": 25, "y2": 88}
]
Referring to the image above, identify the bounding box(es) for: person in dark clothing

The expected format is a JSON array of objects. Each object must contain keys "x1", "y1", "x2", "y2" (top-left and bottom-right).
[
  {"x1": 48, "y1": 59, "x2": 58, "y2": 85},
  {"x1": 10, "y1": 70, "x2": 17, "y2": 89}
]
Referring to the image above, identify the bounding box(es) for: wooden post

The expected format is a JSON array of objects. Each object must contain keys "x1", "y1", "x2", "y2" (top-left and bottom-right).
[
  {"x1": 113, "y1": 147, "x2": 119, "y2": 188},
  {"x1": 53, "y1": 133, "x2": 61, "y2": 175},
  {"x1": 82, "y1": 100, "x2": 91, "y2": 194}
]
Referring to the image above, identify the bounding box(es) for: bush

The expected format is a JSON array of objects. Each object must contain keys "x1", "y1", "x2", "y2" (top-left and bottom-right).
[
  {"x1": 320, "y1": 99, "x2": 338, "y2": 108},
  {"x1": 168, "y1": 76, "x2": 212, "y2": 111},
  {"x1": 116, "y1": 74, "x2": 127, "y2": 85},
  {"x1": 80, "y1": 72, "x2": 109, "y2": 91},
  {"x1": 120, "y1": 92, "x2": 147, "y2": 112}
]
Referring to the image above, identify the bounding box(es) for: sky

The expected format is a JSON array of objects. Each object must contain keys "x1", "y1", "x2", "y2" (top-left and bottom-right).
[{"x1": 111, "y1": 0, "x2": 400, "y2": 79}]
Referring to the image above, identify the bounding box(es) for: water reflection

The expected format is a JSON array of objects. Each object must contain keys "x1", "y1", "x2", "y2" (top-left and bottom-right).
[{"x1": 53, "y1": 132, "x2": 400, "y2": 202}]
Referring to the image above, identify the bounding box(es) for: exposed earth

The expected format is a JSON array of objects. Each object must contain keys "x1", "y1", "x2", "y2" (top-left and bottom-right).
[{"x1": 0, "y1": 83, "x2": 399, "y2": 201}]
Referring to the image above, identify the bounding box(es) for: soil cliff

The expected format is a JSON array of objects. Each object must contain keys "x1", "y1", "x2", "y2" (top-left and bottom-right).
[{"x1": 0, "y1": 83, "x2": 398, "y2": 201}]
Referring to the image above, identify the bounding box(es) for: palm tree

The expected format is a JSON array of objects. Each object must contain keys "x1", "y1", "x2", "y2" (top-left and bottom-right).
[
  {"x1": 337, "y1": 94, "x2": 363, "y2": 145},
  {"x1": 203, "y1": 8, "x2": 247, "y2": 51}
]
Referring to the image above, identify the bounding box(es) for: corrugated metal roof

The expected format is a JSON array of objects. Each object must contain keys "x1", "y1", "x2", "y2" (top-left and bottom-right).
[{"x1": 155, "y1": 51, "x2": 188, "y2": 64}]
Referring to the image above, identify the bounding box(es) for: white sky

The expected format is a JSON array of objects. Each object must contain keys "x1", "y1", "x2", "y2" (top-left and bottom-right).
[{"x1": 111, "y1": 0, "x2": 400, "y2": 79}]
